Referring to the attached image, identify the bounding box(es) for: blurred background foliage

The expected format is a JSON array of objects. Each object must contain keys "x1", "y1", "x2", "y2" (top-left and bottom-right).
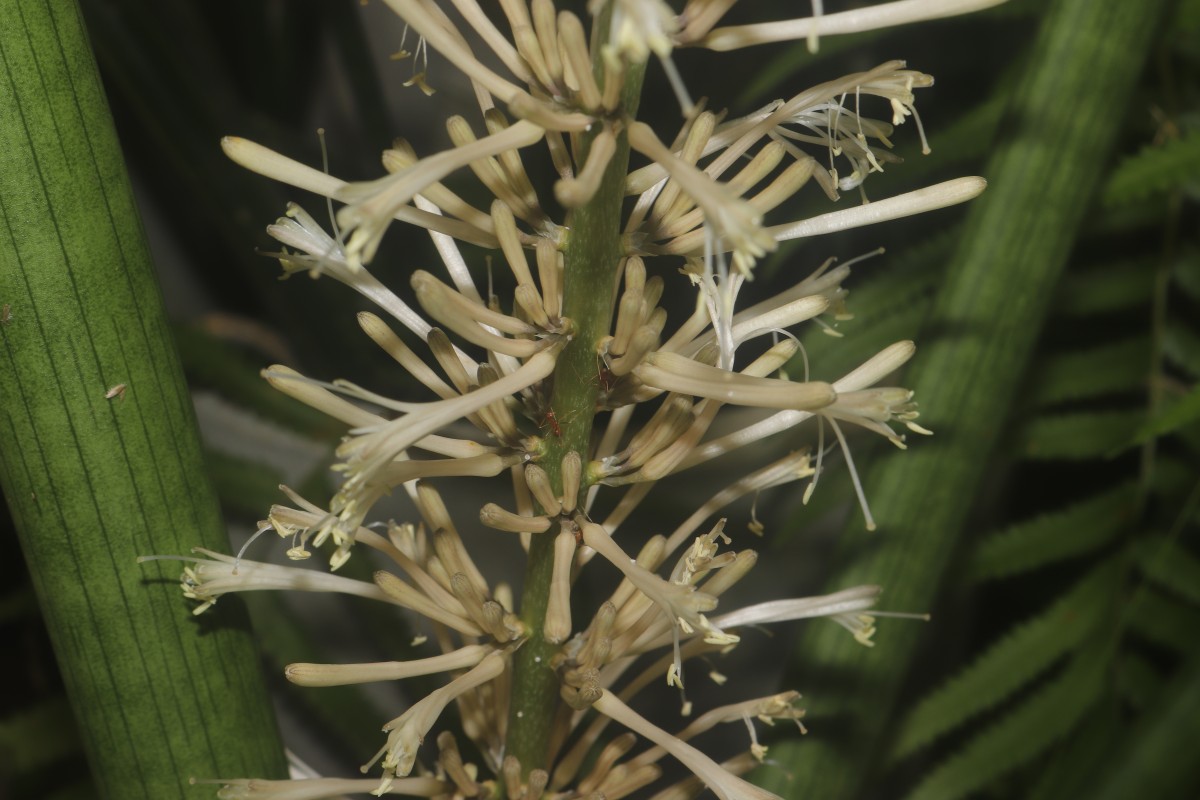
[{"x1": 2, "y1": 0, "x2": 1198, "y2": 797}]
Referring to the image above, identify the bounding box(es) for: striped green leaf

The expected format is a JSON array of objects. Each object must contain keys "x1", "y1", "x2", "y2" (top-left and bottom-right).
[{"x1": 0, "y1": 2, "x2": 284, "y2": 796}]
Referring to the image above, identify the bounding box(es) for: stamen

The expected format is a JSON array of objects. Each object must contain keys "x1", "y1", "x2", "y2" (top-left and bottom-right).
[
  {"x1": 233, "y1": 524, "x2": 272, "y2": 575},
  {"x1": 827, "y1": 416, "x2": 877, "y2": 530}
]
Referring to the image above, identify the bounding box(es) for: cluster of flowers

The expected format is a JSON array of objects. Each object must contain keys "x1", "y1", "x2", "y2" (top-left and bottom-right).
[{"x1": 150, "y1": 1, "x2": 998, "y2": 798}]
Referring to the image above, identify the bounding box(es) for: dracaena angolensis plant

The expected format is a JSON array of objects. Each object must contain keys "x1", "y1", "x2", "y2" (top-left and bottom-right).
[{"x1": 147, "y1": 0, "x2": 1000, "y2": 797}]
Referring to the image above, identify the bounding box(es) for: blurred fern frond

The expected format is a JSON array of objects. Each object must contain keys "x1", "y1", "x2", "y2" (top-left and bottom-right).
[{"x1": 882, "y1": 9, "x2": 1200, "y2": 791}]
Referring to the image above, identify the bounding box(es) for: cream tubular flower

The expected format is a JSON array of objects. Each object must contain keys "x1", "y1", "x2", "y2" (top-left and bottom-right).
[
  {"x1": 698, "y1": 0, "x2": 1009, "y2": 51},
  {"x1": 768, "y1": 176, "x2": 987, "y2": 242},
  {"x1": 367, "y1": 650, "x2": 507, "y2": 790},
  {"x1": 633, "y1": 352, "x2": 836, "y2": 410},
  {"x1": 600, "y1": 0, "x2": 694, "y2": 112},
  {"x1": 580, "y1": 521, "x2": 735, "y2": 648},
  {"x1": 335, "y1": 121, "x2": 546, "y2": 268},
  {"x1": 442, "y1": 0, "x2": 533, "y2": 85},
  {"x1": 676, "y1": 340, "x2": 918, "y2": 471},
  {"x1": 651, "y1": 69, "x2": 936, "y2": 248},
  {"x1": 663, "y1": 450, "x2": 814, "y2": 554},
  {"x1": 410, "y1": 270, "x2": 544, "y2": 358},
  {"x1": 635, "y1": 586, "x2": 884, "y2": 654},
  {"x1": 379, "y1": 0, "x2": 526, "y2": 103},
  {"x1": 675, "y1": 0, "x2": 739, "y2": 44},
  {"x1": 823, "y1": 387, "x2": 926, "y2": 445},
  {"x1": 139, "y1": 550, "x2": 396, "y2": 615},
  {"x1": 222, "y1": 139, "x2": 495, "y2": 249},
  {"x1": 285, "y1": 644, "x2": 493, "y2": 687},
  {"x1": 630, "y1": 691, "x2": 806, "y2": 767},
  {"x1": 544, "y1": 528, "x2": 579, "y2": 644},
  {"x1": 627, "y1": 122, "x2": 777, "y2": 275},
  {"x1": 661, "y1": 172, "x2": 986, "y2": 263},
  {"x1": 593, "y1": 691, "x2": 782, "y2": 800},
  {"x1": 266, "y1": 204, "x2": 432, "y2": 338},
  {"x1": 729, "y1": 589, "x2": 885, "y2": 648},
  {"x1": 708, "y1": 258, "x2": 858, "y2": 350},
  {"x1": 203, "y1": 776, "x2": 448, "y2": 799},
  {"x1": 291, "y1": 346, "x2": 560, "y2": 544},
  {"x1": 602, "y1": 0, "x2": 678, "y2": 61},
  {"x1": 711, "y1": 585, "x2": 882, "y2": 629},
  {"x1": 671, "y1": 295, "x2": 829, "y2": 360}
]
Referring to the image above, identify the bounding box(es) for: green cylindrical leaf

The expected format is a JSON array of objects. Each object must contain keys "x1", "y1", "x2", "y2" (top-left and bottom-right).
[{"x1": 0, "y1": 1, "x2": 285, "y2": 797}]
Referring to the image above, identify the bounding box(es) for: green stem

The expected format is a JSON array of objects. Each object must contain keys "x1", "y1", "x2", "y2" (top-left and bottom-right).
[
  {"x1": 506, "y1": 60, "x2": 645, "y2": 774},
  {"x1": 1137, "y1": 189, "x2": 1180, "y2": 509},
  {"x1": 0, "y1": 1, "x2": 285, "y2": 796}
]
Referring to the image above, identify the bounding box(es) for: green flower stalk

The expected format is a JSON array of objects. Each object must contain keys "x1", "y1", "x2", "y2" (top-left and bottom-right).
[{"x1": 151, "y1": 1, "x2": 1003, "y2": 797}]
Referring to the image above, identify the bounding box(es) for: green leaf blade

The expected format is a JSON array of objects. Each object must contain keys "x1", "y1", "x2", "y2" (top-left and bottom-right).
[
  {"x1": 968, "y1": 485, "x2": 1135, "y2": 582},
  {"x1": 1085, "y1": 653, "x2": 1200, "y2": 800},
  {"x1": 891, "y1": 560, "x2": 1118, "y2": 760},
  {"x1": 1026, "y1": 339, "x2": 1150, "y2": 408},
  {"x1": 904, "y1": 652, "x2": 1106, "y2": 800},
  {"x1": 1015, "y1": 410, "x2": 1144, "y2": 460},
  {"x1": 1138, "y1": 535, "x2": 1200, "y2": 605},
  {"x1": 1101, "y1": 131, "x2": 1200, "y2": 207}
]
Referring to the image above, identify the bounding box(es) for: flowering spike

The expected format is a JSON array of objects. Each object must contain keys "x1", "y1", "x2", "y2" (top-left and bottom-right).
[{"x1": 166, "y1": 3, "x2": 1002, "y2": 796}]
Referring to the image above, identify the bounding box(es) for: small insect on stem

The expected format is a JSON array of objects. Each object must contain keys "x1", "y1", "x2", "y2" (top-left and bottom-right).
[
  {"x1": 540, "y1": 409, "x2": 562, "y2": 437},
  {"x1": 595, "y1": 355, "x2": 615, "y2": 394},
  {"x1": 105, "y1": 383, "x2": 127, "y2": 401}
]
